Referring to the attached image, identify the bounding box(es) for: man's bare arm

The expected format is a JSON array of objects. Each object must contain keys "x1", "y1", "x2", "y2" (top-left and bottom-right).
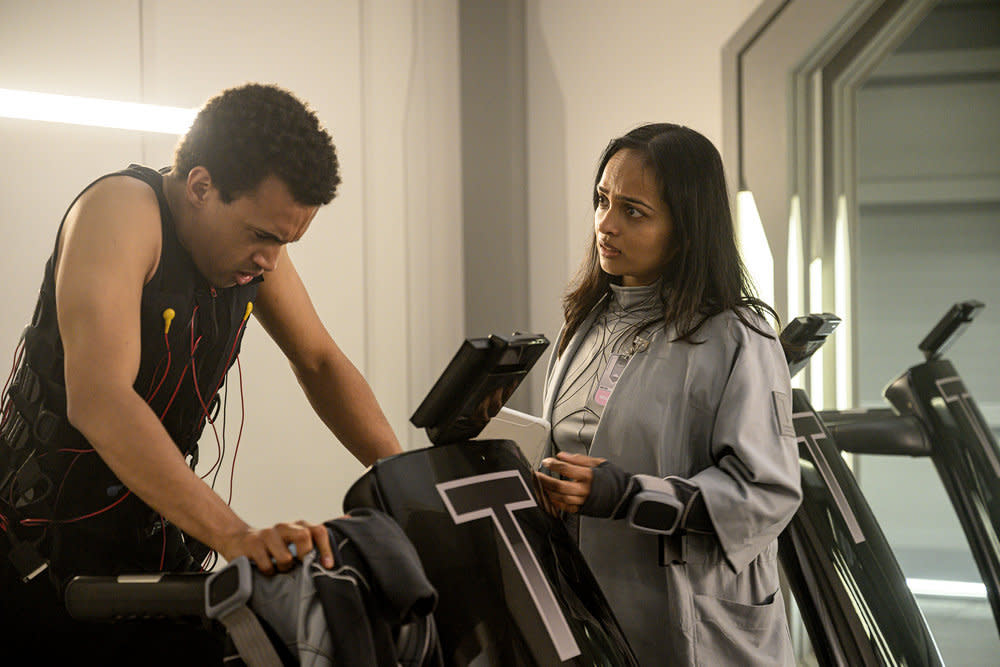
[{"x1": 253, "y1": 247, "x2": 403, "y2": 467}]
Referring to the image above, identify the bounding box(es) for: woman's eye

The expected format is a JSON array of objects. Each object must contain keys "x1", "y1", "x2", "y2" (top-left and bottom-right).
[
  {"x1": 626, "y1": 206, "x2": 642, "y2": 218},
  {"x1": 596, "y1": 193, "x2": 609, "y2": 208}
]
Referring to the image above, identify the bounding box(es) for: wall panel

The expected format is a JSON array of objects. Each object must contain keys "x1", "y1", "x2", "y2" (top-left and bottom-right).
[{"x1": 0, "y1": 0, "x2": 463, "y2": 531}]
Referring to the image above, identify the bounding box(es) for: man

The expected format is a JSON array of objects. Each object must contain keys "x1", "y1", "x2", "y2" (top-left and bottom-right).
[{"x1": 0, "y1": 83, "x2": 402, "y2": 656}]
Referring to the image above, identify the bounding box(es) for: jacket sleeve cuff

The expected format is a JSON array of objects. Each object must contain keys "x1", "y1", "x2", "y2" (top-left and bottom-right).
[
  {"x1": 579, "y1": 461, "x2": 633, "y2": 518},
  {"x1": 664, "y1": 476, "x2": 713, "y2": 534}
]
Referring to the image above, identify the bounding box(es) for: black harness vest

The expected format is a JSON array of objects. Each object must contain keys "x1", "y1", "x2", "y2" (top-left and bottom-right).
[{"x1": 1, "y1": 164, "x2": 259, "y2": 580}]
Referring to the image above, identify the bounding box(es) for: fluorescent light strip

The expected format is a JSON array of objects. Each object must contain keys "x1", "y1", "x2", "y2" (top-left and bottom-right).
[
  {"x1": 907, "y1": 578, "x2": 988, "y2": 599},
  {"x1": 0, "y1": 88, "x2": 196, "y2": 135}
]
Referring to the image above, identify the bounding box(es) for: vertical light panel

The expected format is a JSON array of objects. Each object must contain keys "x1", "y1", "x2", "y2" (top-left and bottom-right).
[
  {"x1": 834, "y1": 195, "x2": 851, "y2": 409},
  {"x1": 737, "y1": 190, "x2": 775, "y2": 309},
  {"x1": 787, "y1": 195, "x2": 805, "y2": 388},
  {"x1": 809, "y1": 257, "x2": 824, "y2": 408},
  {"x1": 787, "y1": 195, "x2": 805, "y2": 320}
]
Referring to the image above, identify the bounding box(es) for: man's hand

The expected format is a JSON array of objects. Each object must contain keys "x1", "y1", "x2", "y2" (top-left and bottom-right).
[
  {"x1": 536, "y1": 452, "x2": 607, "y2": 514},
  {"x1": 218, "y1": 520, "x2": 335, "y2": 575}
]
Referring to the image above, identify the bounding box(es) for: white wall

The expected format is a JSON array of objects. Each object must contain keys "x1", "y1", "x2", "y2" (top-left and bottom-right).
[
  {"x1": 0, "y1": 0, "x2": 764, "y2": 532},
  {"x1": 524, "y1": 0, "x2": 765, "y2": 377},
  {"x1": 0, "y1": 0, "x2": 463, "y2": 529}
]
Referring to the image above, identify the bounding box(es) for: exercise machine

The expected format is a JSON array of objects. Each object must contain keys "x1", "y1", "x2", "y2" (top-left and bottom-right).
[
  {"x1": 819, "y1": 300, "x2": 1000, "y2": 636},
  {"x1": 777, "y1": 313, "x2": 943, "y2": 665}
]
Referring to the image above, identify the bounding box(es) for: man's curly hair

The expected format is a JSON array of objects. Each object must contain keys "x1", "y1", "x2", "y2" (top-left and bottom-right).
[{"x1": 174, "y1": 83, "x2": 340, "y2": 206}]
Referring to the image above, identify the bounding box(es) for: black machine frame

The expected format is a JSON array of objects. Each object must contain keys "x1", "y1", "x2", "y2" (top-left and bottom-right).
[
  {"x1": 821, "y1": 300, "x2": 1000, "y2": 636},
  {"x1": 778, "y1": 313, "x2": 943, "y2": 666}
]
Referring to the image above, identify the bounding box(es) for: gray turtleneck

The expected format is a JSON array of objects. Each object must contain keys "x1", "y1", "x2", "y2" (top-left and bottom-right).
[{"x1": 550, "y1": 281, "x2": 664, "y2": 456}]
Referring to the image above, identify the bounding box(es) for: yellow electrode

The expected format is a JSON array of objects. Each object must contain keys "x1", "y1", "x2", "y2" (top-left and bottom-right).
[
  {"x1": 244, "y1": 302, "x2": 253, "y2": 321},
  {"x1": 162, "y1": 308, "x2": 175, "y2": 334}
]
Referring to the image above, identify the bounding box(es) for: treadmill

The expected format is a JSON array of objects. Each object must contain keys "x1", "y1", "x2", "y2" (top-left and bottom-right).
[
  {"x1": 819, "y1": 300, "x2": 1000, "y2": 637},
  {"x1": 343, "y1": 332, "x2": 638, "y2": 666},
  {"x1": 777, "y1": 314, "x2": 943, "y2": 666},
  {"x1": 63, "y1": 332, "x2": 639, "y2": 666},
  {"x1": 61, "y1": 314, "x2": 964, "y2": 665}
]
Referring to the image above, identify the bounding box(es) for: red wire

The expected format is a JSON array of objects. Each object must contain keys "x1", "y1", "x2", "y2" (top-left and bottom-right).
[
  {"x1": 194, "y1": 314, "x2": 249, "y2": 481},
  {"x1": 1, "y1": 337, "x2": 25, "y2": 401},
  {"x1": 12, "y1": 303, "x2": 252, "y2": 551},
  {"x1": 145, "y1": 334, "x2": 172, "y2": 402},
  {"x1": 159, "y1": 308, "x2": 199, "y2": 420},
  {"x1": 21, "y1": 490, "x2": 133, "y2": 526},
  {"x1": 226, "y1": 356, "x2": 246, "y2": 506},
  {"x1": 186, "y1": 305, "x2": 224, "y2": 480},
  {"x1": 191, "y1": 363, "x2": 223, "y2": 480},
  {"x1": 158, "y1": 516, "x2": 166, "y2": 570},
  {"x1": 145, "y1": 357, "x2": 163, "y2": 397},
  {"x1": 194, "y1": 392, "x2": 223, "y2": 481},
  {"x1": 205, "y1": 312, "x2": 250, "y2": 416},
  {"x1": 49, "y1": 451, "x2": 83, "y2": 516},
  {"x1": 0, "y1": 338, "x2": 25, "y2": 428},
  {"x1": 218, "y1": 317, "x2": 250, "y2": 502},
  {"x1": 23, "y1": 314, "x2": 194, "y2": 534},
  {"x1": 158, "y1": 365, "x2": 189, "y2": 420},
  {"x1": 210, "y1": 317, "x2": 249, "y2": 405},
  {"x1": 18, "y1": 449, "x2": 135, "y2": 527}
]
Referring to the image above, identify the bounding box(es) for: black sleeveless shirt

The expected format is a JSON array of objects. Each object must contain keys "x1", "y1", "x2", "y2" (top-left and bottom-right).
[{"x1": 1, "y1": 164, "x2": 258, "y2": 579}]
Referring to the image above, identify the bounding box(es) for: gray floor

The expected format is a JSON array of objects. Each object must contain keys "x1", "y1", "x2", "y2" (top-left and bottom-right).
[
  {"x1": 917, "y1": 595, "x2": 998, "y2": 667},
  {"x1": 787, "y1": 593, "x2": 999, "y2": 666},
  {"x1": 896, "y1": 547, "x2": 999, "y2": 665}
]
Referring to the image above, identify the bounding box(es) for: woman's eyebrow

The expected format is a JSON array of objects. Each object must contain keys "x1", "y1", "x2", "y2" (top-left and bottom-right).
[{"x1": 601, "y1": 189, "x2": 654, "y2": 211}]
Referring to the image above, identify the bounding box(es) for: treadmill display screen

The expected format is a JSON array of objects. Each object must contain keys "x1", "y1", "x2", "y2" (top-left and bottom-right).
[{"x1": 411, "y1": 333, "x2": 549, "y2": 445}]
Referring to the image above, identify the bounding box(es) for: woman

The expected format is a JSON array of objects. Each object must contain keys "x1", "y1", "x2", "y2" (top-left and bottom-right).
[{"x1": 535, "y1": 123, "x2": 801, "y2": 665}]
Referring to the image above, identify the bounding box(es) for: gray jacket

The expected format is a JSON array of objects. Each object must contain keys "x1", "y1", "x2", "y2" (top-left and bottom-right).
[{"x1": 542, "y1": 305, "x2": 801, "y2": 666}]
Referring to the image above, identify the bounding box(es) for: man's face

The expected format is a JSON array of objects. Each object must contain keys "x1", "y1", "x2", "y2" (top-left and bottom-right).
[{"x1": 186, "y1": 173, "x2": 318, "y2": 288}]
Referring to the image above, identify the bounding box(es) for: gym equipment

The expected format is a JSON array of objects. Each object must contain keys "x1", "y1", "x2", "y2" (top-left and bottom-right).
[
  {"x1": 344, "y1": 332, "x2": 638, "y2": 666},
  {"x1": 820, "y1": 300, "x2": 1000, "y2": 636},
  {"x1": 63, "y1": 332, "x2": 637, "y2": 666},
  {"x1": 777, "y1": 313, "x2": 943, "y2": 665}
]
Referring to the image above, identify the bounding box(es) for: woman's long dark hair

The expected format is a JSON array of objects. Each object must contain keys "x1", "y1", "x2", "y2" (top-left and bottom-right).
[{"x1": 558, "y1": 123, "x2": 778, "y2": 356}]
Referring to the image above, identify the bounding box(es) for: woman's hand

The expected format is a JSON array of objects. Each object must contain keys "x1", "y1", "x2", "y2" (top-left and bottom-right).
[{"x1": 536, "y1": 452, "x2": 607, "y2": 514}]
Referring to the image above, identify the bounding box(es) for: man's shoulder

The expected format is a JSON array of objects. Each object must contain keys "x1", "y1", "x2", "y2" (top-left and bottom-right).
[
  {"x1": 59, "y1": 170, "x2": 165, "y2": 282},
  {"x1": 68, "y1": 171, "x2": 163, "y2": 233},
  {"x1": 80, "y1": 170, "x2": 160, "y2": 207}
]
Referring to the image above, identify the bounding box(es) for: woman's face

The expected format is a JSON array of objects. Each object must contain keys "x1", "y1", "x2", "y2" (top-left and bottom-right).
[{"x1": 594, "y1": 149, "x2": 674, "y2": 286}]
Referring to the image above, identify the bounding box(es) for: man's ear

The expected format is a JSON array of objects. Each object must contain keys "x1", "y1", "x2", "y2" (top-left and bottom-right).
[{"x1": 186, "y1": 166, "x2": 214, "y2": 206}]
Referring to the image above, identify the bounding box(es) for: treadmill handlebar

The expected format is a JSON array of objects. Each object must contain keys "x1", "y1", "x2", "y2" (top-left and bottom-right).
[
  {"x1": 918, "y1": 300, "x2": 984, "y2": 361},
  {"x1": 780, "y1": 313, "x2": 842, "y2": 379},
  {"x1": 64, "y1": 572, "x2": 209, "y2": 622},
  {"x1": 818, "y1": 409, "x2": 932, "y2": 457}
]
